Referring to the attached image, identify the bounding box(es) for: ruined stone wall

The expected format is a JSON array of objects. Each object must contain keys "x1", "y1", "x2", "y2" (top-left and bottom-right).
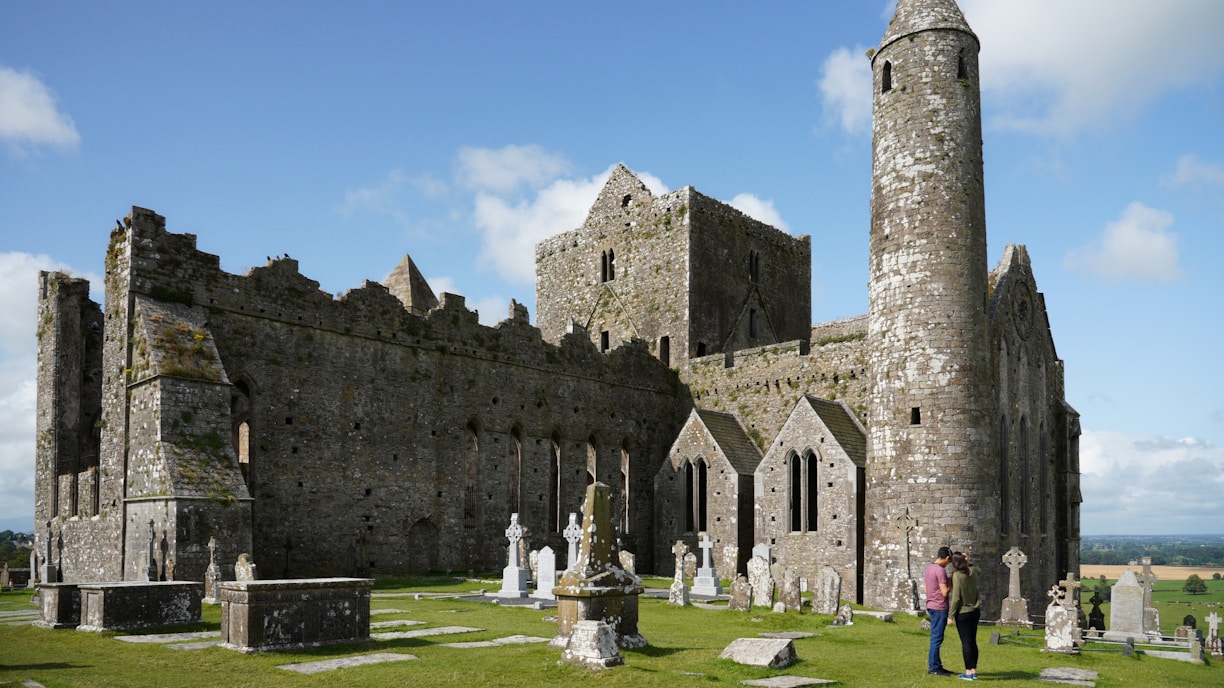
[
  {"x1": 687, "y1": 191, "x2": 811, "y2": 356},
  {"x1": 35, "y1": 272, "x2": 112, "y2": 581},
  {"x1": 101, "y1": 207, "x2": 689, "y2": 578},
  {"x1": 535, "y1": 168, "x2": 692, "y2": 363},
  {"x1": 989, "y1": 245, "x2": 1079, "y2": 604},
  {"x1": 865, "y1": 16, "x2": 1002, "y2": 612},
  {"x1": 755, "y1": 400, "x2": 863, "y2": 602},
  {"x1": 681, "y1": 324, "x2": 869, "y2": 454}
]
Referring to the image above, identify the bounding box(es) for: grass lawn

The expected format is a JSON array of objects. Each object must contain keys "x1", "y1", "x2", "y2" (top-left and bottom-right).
[{"x1": 0, "y1": 577, "x2": 1219, "y2": 688}]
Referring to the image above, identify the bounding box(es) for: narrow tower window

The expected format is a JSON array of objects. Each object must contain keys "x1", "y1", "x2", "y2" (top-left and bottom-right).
[
  {"x1": 957, "y1": 50, "x2": 967, "y2": 79},
  {"x1": 805, "y1": 450, "x2": 819, "y2": 532},
  {"x1": 683, "y1": 460, "x2": 695, "y2": 532},
  {"x1": 620, "y1": 442, "x2": 630, "y2": 533},
  {"x1": 607, "y1": 249, "x2": 616, "y2": 280},
  {"x1": 600, "y1": 330, "x2": 610, "y2": 352},
  {"x1": 586, "y1": 435, "x2": 598, "y2": 486},
  {"x1": 697, "y1": 459, "x2": 709, "y2": 532},
  {"x1": 910, "y1": 407, "x2": 921, "y2": 425},
  {"x1": 789, "y1": 452, "x2": 802, "y2": 532},
  {"x1": 882, "y1": 61, "x2": 893, "y2": 93},
  {"x1": 600, "y1": 251, "x2": 608, "y2": 283},
  {"x1": 549, "y1": 432, "x2": 561, "y2": 532},
  {"x1": 659, "y1": 336, "x2": 670, "y2": 367}
]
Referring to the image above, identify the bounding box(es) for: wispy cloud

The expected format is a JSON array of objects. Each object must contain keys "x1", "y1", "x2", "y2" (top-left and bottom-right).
[
  {"x1": 456, "y1": 144, "x2": 572, "y2": 194},
  {"x1": 1167, "y1": 154, "x2": 1224, "y2": 189},
  {"x1": 817, "y1": 45, "x2": 873, "y2": 135},
  {"x1": 0, "y1": 66, "x2": 80, "y2": 154},
  {"x1": 959, "y1": 0, "x2": 1224, "y2": 136},
  {"x1": 729, "y1": 194, "x2": 791, "y2": 233},
  {"x1": 1080, "y1": 430, "x2": 1224, "y2": 534},
  {"x1": 1063, "y1": 202, "x2": 1184, "y2": 284}
]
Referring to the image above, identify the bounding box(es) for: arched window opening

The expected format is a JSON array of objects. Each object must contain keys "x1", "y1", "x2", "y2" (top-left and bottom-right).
[
  {"x1": 607, "y1": 249, "x2": 616, "y2": 280},
  {"x1": 621, "y1": 194, "x2": 632, "y2": 208},
  {"x1": 231, "y1": 379, "x2": 252, "y2": 488},
  {"x1": 957, "y1": 50, "x2": 967, "y2": 79},
  {"x1": 999, "y1": 416, "x2": 1010, "y2": 535},
  {"x1": 683, "y1": 460, "x2": 695, "y2": 532},
  {"x1": 659, "y1": 336, "x2": 670, "y2": 367},
  {"x1": 882, "y1": 61, "x2": 893, "y2": 93},
  {"x1": 463, "y1": 421, "x2": 479, "y2": 530},
  {"x1": 1019, "y1": 416, "x2": 1030, "y2": 535},
  {"x1": 1039, "y1": 422, "x2": 1049, "y2": 535},
  {"x1": 697, "y1": 459, "x2": 709, "y2": 532},
  {"x1": 508, "y1": 425, "x2": 523, "y2": 515},
  {"x1": 749, "y1": 250, "x2": 761, "y2": 283},
  {"x1": 237, "y1": 421, "x2": 251, "y2": 485},
  {"x1": 788, "y1": 452, "x2": 802, "y2": 532},
  {"x1": 586, "y1": 435, "x2": 597, "y2": 486},
  {"x1": 620, "y1": 442, "x2": 630, "y2": 534},
  {"x1": 805, "y1": 450, "x2": 819, "y2": 531},
  {"x1": 549, "y1": 432, "x2": 562, "y2": 532},
  {"x1": 600, "y1": 251, "x2": 608, "y2": 283},
  {"x1": 696, "y1": 341, "x2": 707, "y2": 357}
]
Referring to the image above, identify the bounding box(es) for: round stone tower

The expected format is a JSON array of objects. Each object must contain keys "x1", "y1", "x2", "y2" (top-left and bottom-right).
[{"x1": 863, "y1": 0, "x2": 999, "y2": 611}]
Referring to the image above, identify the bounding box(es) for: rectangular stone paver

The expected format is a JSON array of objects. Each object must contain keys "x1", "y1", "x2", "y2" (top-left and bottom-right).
[
  {"x1": 165, "y1": 640, "x2": 221, "y2": 651},
  {"x1": 438, "y1": 635, "x2": 551, "y2": 649},
  {"x1": 115, "y1": 631, "x2": 221, "y2": 644},
  {"x1": 1036, "y1": 668, "x2": 1098, "y2": 687},
  {"x1": 742, "y1": 677, "x2": 837, "y2": 687},
  {"x1": 279, "y1": 652, "x2": 419, "y2": 675},
  {"x1": 373, "y1": 625, "x2": 483, "y2": 640},
  {"x1": 371, "y1": 619, "x2": 425, "y2": 629}
]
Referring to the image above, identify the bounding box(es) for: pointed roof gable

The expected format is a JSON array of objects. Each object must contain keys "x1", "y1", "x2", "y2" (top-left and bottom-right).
[
  {"x1": 801, "y1": 396, "x2": 867, "y2": 468},
  {"x1": 696, "y1": 408, "x2": 764, "y2": 475},
  {"x1": 879, "y1": 0, "x2": 976, "y2": 53},
  {"x1": 384, "y1": 254, "x2": 438, "y2": 316},
  {"x1": 582, "y1": 164, "x2": 656, "y2": 227}
]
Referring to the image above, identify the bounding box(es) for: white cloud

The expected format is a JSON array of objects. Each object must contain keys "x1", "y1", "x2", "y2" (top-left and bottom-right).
[
  {"x1": 730, "y1": 193, "x2": 791, "y2": 233},
  {"x1": 958, "y1": 0, "x2": 1224, "y2": 136},
  {"x1": 0, "y1": 66, "x2": 80, "y2": 153},
  {"x1": 1063, "y1": 202, "x2": 1184, "y2": 284},
  {"x1": 456, "y1": 144, "x2": 572, "y2": 194},
  {"x1": 818, "y1": 45, "x2": 873, "y2": 135},
  {"x1": 339, "y1": 169, "x2": 449, "y2": 228},
  {"x1": 0, "y1": 252, "x2": 94, "y2": 520},
  {"x1": 1080, "y1": 430, "x2": 1224, "y2": 534},
  {"x1": 1168, "y1": 154, "x2": 1224, "y2": 189}
]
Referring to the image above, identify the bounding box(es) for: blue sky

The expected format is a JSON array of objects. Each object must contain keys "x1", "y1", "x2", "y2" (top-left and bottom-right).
[{"x1": 2, "y1": 1, "x2": 1222, "y2": 535}]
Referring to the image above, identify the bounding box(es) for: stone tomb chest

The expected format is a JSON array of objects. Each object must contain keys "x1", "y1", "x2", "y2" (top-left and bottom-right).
[
  {"x1": 35, "y1": 582, "x2": 81, "y2": 629},
  {"x1": 219, "y1": 578, "x2": 372, "y2": 652},
  {"x1": 77, "y1": 581, "x2": 203, "y2": 632}
]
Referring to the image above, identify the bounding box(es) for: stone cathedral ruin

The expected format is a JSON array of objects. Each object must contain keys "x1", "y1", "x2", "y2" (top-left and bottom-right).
[{"x1": 34, "y1": 0, "x2": 1080, "y2": 615}]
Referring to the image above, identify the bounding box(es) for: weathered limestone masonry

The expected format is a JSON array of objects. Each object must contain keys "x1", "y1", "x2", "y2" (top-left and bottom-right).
[
  {"x1": 535, "y1": 164, "x2": 810, "y2": 365},
  {"x1": 864, "y1": 0, "x2": 997, "y2": 611},
  {"x1": 37, "y1": 207, "x2": 690, "y2": 583}
]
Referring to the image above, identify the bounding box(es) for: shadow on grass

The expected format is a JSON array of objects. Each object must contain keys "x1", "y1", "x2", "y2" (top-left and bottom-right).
[
  {"x1": 979, "y1": 670, "x2": 1039, "y2": 681},
  {"x1": 2, "y1": 662, "x2": 90, "y2": 671},
  {"x1": 625, "y1": 644, "x2": 684, "y2": 658}
]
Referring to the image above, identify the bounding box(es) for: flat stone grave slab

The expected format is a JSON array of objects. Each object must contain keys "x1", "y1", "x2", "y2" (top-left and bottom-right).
[
  {"x1": 373, "y1": 625, "x2": 483, "y2": 640},
  {"x1": 719, "y1": 637, "x2": 797, "y2": 669},
  {"x1": 370, "y1": 619, "x2": 425, "y2": 629},
  {"x1": 370, "y1": 608, "x2": 410, "y2": 615},
  {"x1": 438, "y1": 635, "x2": 551, "y2": 648},
  {"x1": 854, "y1": 610, "x2": 893, "y2": 622},
  {"x1": 77, "y1": 581, "x2": 202, "y2": 632},
  {"x1": 116, "y1": 631, "x2": 221, "y2": 644},
  {"x1": 165, "y1": 640, "x2": 222, "y2": 651},
  {"x1": 742, "y1": 677, "x2": 837, "y2": 687},
  {"x1": 279, "y1": 652, "x2": 419, "y2": 675},
  {"x1": 0, "y1": 610, "x2": 40, "y2": 618},
  {"x1": 1037, "y1": 667, "x2": 1099, "y2": 687},
  {"x1": 219, "y1": 578, "x2": 372, "y2": 653},
  {"x1": 759, "y1": 631, "x2": 817, "y2": 639}
]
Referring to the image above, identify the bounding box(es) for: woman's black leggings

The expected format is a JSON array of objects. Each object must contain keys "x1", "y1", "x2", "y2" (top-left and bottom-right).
[{"x1": 955, "y1": 608, "x2": 980, "y2": 671}]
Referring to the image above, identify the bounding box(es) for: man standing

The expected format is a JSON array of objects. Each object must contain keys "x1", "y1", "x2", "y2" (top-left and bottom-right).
[{"x1": 925, "y1": 546, "x2": 954, "y2": 676}]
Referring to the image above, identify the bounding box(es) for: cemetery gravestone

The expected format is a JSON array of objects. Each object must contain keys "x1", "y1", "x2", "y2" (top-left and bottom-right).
[
  {"x1": 999, "y1": 547, "x2": 1032, "y2": 627},
  {"x1": 747, "y1": 555, "x2": 774, "y2": 608},
  {"x1": 813, "y1": 566, "x2": 841, "y2": 616},
  {"x1": 498, "y1": 513, "x2": 529, "y2": 599},
  {"x1": 1044, "y1": 575, "x2": 1082, "y2": 654},
  {"x1": 204, "y1": 537, "x2": 222, "y2": 604},
  {"x1": 563, "y1": 513, "x2": 582, "y2": 569},
  {"x1": 618, "y1": 550, "x2": 636, "y2": 574},
  {"x1": 728, "y1": 575, "x2": 752, "y2": 611},
  {"x1": 683, "y1": 552, "x2": 697, "y2": 580},
  {"x1": 1138, "y1": 558, "x2": 1161, "y2": 639},
  {"x1": 1104, "y1": 569, "x2": 1144, "y2": 642},
  {"x1": 533, "y1": 546, "x2": 557, "y2": 601},
  {"x1": 690, "y1": 534, "x2": 722, "y2": 597},
  {"x1": 561, "y1": 620, "x2": 623, "y2": 670},
  {"x1": 722, "y1": 545, "x2": 738, "y2": 579},
  {"x1": 234, "y1": 553, "x2": 257, "y2": 582},
  {"x1": 668, "y1": 541, "x2": 690, "y2": 607},
  {"x1": 1086, "y1": 591, "x2": 1106, "y2": 638},
  {"x1": 1206, "y1": 611, "x2": 1221, "y2": 657},
  {"x1": 0, "y1": 563, "x2": 8, "y2": 590},
  {"x1": 778, "y1": 570, "x2": 801, "y2": 612}
]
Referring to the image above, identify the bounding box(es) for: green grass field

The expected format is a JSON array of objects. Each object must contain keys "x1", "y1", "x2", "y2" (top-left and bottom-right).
[{"x1": 1, "y1": 577, "x2": 1219, "y2": 688}]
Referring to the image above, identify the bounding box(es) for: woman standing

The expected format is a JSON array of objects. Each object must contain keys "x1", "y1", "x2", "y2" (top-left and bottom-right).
[{"x1": 948, "y1": 552, "x2": 981, "y2": 681}]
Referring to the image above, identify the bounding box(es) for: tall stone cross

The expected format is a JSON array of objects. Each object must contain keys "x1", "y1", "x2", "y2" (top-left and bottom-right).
[
  {"x1": 207, "y1": 536, "x2": 217, "y2": 567},
  {"x1": 1207, "y1": 611, "x2": 1220, "y2": 638},
  {"x1": 1058, "y1": 573, "x2": 1082, "y2": 608},
  {"x1": 1002, "y1": 547, "x2": 1027, "y2": 598},
  {"x1": 1138, "y1": 557, "x2": 1158, "y2": 605},
  {"x1": 563, "y1": 512, "x2": 582, "y2": 568},
  {"x1": 672, "y1": 540, "x2": 689, "y2": 582},
  {"x1": 698, "y1": 534, "x2": 715, "y2": 570},
  {"x1": 505, "y1": 513, "x2": 525, "y2": 568},
  {"x1": 893, "y1": 509, "x2": 918, "y2": 578}
]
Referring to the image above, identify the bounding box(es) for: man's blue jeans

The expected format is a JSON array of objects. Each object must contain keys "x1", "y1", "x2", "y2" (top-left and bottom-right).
[{"x1": 928, "y1": 608, "x2": 949, "y2": 672}]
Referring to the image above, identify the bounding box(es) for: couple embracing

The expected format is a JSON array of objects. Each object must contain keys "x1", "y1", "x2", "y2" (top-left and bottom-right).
[{"x1": 925, "y1": 546, "x2": 981, "y2": 680}]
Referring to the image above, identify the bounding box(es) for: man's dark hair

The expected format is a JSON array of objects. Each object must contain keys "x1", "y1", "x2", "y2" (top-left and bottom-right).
[{"x1": 937, "y1": 546, "x2": 953, "y2": 560}]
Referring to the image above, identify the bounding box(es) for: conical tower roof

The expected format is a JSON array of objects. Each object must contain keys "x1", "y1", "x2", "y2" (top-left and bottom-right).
[
  {"x1": 384, "y1": 254, "x2": 438, "y2": 316},
  {"x1": 879, "y1": 0, "x2": 976, "y2": 54}
]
